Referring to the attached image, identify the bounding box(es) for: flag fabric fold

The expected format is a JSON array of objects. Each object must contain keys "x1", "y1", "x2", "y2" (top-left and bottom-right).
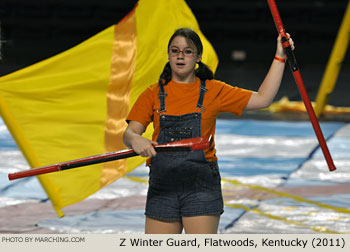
[{"x1": 0, "y1": 0, "x2": 218, "y2": 217}]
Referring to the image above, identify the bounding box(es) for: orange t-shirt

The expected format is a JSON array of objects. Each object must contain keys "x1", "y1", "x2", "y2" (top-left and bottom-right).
[{"x1": 126, "y1": 77, "x2": 252, "y2": 163}]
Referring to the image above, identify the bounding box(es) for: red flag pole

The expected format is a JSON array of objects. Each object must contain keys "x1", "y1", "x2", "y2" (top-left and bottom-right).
[
  {"x1": 8, "y1": 135, "x2": 213, "y2": 180},
  {"x1": 267, "y1": 0, "x2": 336, "y2": 171}
]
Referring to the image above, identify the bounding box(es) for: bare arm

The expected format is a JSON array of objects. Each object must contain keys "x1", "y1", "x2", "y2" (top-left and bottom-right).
[
  {"x1": 123, "y1": 121, "x2": 158, "y2": 157},
  {"x1": 245, "y1": 33, "x2": 294, "y2": 110}
]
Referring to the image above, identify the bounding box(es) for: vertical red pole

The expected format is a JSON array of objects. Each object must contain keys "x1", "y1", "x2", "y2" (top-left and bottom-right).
[{"x1": 267, "y1": 0, "x2": 336, "y2": 171}]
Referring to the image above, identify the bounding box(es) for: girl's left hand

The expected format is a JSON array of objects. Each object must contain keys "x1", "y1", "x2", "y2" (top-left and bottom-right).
[{"x1": 275, "y1": 33, "x2": 295, "y2": 59}]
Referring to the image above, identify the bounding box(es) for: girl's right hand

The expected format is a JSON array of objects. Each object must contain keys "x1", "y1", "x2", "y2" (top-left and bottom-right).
[{"x1": 130, "y1": 134, "x2": 158, "y2": 157}]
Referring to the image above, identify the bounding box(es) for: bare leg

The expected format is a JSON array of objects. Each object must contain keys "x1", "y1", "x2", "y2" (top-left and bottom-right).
[
  {"x1": 182, "y1": 215, "x2": 220, "y2": 234},
  {"x1": 145, "y1": 217, "x2": 183, "y2": 234}
]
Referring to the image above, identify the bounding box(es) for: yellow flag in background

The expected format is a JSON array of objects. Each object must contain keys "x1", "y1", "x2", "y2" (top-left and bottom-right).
[{"x1": 0, "y1": 0, "x2": 218, "y2": 217}]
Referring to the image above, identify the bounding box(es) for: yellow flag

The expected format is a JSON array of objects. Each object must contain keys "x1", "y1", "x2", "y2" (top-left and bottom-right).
[{"x1": 0, "y1": 0, "x2": 218, "y2": 217}]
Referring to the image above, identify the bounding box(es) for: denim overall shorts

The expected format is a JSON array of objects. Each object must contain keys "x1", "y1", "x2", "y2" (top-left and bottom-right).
[{"x1": 145, "y1": 79, "x2": 224, "y2": 221}]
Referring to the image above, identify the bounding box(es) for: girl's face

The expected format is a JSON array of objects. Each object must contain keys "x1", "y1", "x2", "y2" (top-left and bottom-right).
[{"x1": 168, "y1": 36, "x2": 201, "y2": 83}]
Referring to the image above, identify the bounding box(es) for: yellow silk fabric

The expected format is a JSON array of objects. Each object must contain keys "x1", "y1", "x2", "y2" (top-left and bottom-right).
[
  {"x1": 0, "y1": 27, "x2": 115, "y2": 216},
  {"x1": 101, "y1": 9, "x2": 137, "y2": 187}
]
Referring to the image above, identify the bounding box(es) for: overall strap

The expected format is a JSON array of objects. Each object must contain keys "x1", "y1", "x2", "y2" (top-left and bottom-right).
[
  {"x1": 158, "y1": 79, "x2": 167, "y2": 112},
  {"x1": 196, "y1": 79, "x2": 208, "y2": 110}
]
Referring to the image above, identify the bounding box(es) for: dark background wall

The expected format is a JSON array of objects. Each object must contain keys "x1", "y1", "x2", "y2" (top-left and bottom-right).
[{"x1": 0, "y1": 0, "x2": 349, "y2": 107}]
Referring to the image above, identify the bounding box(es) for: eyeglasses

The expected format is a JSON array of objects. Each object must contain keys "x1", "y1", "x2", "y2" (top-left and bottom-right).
[{"x1": 169, "y1": 48, "x2": 196, "y2": 57}]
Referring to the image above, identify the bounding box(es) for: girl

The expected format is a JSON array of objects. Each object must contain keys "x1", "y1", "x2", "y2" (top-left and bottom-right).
[{"x1": 123, "y1": 28, "x2": 294, "y2": 234}]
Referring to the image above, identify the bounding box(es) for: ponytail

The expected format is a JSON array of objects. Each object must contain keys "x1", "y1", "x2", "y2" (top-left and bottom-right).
[
  {"x1": 159, "y1": 62, "x2": 172, "y2": 85},
  {"x1": 195, "y1": 61, "x2": 214, "y2": 80}
]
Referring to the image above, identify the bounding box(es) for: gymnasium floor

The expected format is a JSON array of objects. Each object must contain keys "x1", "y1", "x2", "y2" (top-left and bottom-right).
[{"x1": 0, "y1": 116, "x2": 349, "y2": 234}]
